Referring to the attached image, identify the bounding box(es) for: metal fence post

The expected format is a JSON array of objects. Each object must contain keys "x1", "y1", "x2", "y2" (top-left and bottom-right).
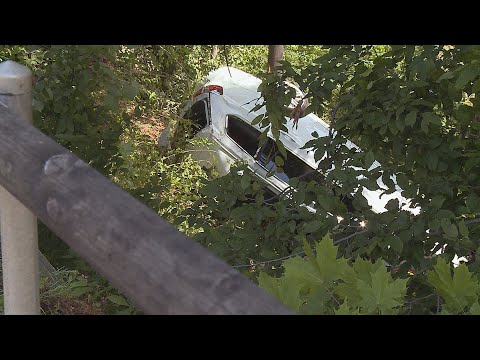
[{"x1": 0, "y1": 60, "x2": 40, "y2": 314}]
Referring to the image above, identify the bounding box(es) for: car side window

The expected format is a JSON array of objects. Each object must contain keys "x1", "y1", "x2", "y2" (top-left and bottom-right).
[{"x1": 226, "y1": 115, "x2": 261, "y2": 157}]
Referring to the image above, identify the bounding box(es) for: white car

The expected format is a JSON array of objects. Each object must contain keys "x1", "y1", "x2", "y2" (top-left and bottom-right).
[{"x1": 159, "y1": 66, "x2": 419, "y2": 215}]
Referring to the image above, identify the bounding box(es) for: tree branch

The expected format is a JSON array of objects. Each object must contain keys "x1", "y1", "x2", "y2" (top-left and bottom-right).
[{"x1": 223, "y1": 45, "x2": 232, "y2": 77}]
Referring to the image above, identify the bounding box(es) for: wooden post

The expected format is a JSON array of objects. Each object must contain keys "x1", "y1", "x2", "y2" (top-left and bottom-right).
[{"x1": 0, "y1": 60, "x2": 40, "y2": 315}]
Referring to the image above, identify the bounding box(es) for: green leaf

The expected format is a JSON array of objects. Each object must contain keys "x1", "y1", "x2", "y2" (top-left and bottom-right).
[
  {"x1": 278, "y1": 260, "x2": 316, "y2": 311},
  {"x1": 251, "y1": 114, "x2": 264, "y2": 126},
  {"x1": 69, "y1": 286, "x2": 92, "y2": 298},
  {"x1": 469, "y1": 302, "x2": 480, "y2": 315},
  {"x1": 459, "y1": 220, "x2": 469, "y2": 238},
  {"x1": 32, "y1": 98, "x2": 44, "y2": 112},
  {"x1": 360, "y1": 68, "x2": 372, "y2": 77},
  {"x1": 388, "y1": 121, "x2": 399, "y2": 135},
  {"x1": 405, "y1": 110, "x2": 417, "y2": 127},
  {"x1": 473, "y1": 79, "x2": 480, "y2": 93},
  {"x1": 396, "y1": 105, "x2": 405, "y2": 120},
  {"x1": 281, "y1": 256, "x2": 321, "y2": 290},
  {"x1": 423, "y1": 112, "x2": 441, "y2": 127},
  {"x1": 335, "y1": 300, "x2": 360, "y2": 315},
  {"x1": 440, "y1": 218, "x2": 458, "y2": 239},
  {"x1": 303, "y1": 220, "x2": 322, "y2": 234},
  {"x1": 107, "y1": 295, "x2": 130, "y2": 307},
  {"x1": 293, "y1": 189, "x2": 305, "y2": 204},
  {"x1": 258, "y1": 272, "x2": 280, "y2": 299},
  {"x1": 258, "y1": 129, "x2": 268, "y2": 148},
  {"x1": 388, "y1": 235, "x2": 403, "y2": 254},
  {"x1": 249, "y1": 103, "x2": 264, "y2": 113},
  {"x1": 303, "y1": 287, "x2": 330, "y2": 314},
  {"x1": 412, "y1": 219, "x2": 426, "y2": 237},
  {"x1": 443, "y1": 221, "x2": 458, "y2": 239},
  {"x1": 314, "y1": 234, "x2": 350, "y2": 285},
  {"x1": 395, "y1": 115, "x2": 405, "y2": 132},
  {"x1": 428, "y1": 258, "x2": 480, "y2": 314},
  {"x1": 240, "y1": 175, "x2": 250, "y2": 190},
  {"x1": 421, "y1": 117, "x2": 429, "y2": 133},
  {"x1": 276, "y1": 140, "x2": 287, "y2": 158},
  {"x1": 365, "y1": 150, "x2": 375, "y2": 169},
  {"x1": 356, "y1": 265, "x2": 408, "y2": 314},
  {"x1": 425, "y1": 151, "x2": 438, "y2": 171},
  {"x1": 455, "y1": 65, "x2": 479, "y2": 89},
  {"x1": 274, "y1": 156, "x2": 284, "y2": 167},
  {"x1": 302, "y1": 237, "x2": 316, "y2": 263},
  {"x1": 115, "y1": 308, "x2": 133, "y2": 315},
  {"x1": 430, "y1": 195, "x2": 446, "y2": 210},
  {"x1": 437, "y1": 71, "x2": 455, "y2": 82},
  {"x1": 335, "y1": 279, "x2": 360, "y2": 307},
  {"x1": 69, "y1": 279, "x2": 88, "y2": 288},
  {"x1": 385, "y1": 198, "x2": 399, "y2": 212},
  {"x1": 399, "y1": 229, "x2": 412, "y2": 243},
  {"x1": 466, "y1": 193, "x2": 480, "y2": 212},
  {"x1": 259, "y1": 247, "x2": 276, "y2": 259},
  {"x1": 427, "y1": 258, "x2": 452, "y2": 295}
]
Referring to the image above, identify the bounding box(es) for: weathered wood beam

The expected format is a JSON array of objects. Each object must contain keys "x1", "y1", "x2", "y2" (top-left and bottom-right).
[{"x1": 0, "y1": 105, "x2": 293, "y2": 315}]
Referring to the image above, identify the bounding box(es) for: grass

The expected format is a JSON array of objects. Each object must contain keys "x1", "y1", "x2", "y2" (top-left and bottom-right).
[
  {"x1": 0, "y1": 223, "x2": 137, "y2": 315},
  {"x1": 39, "y1": 270, "x2": 104, "y2": 315},
  {"x1": 0, "y1": 269, "x2": 103, "y2": 315}
]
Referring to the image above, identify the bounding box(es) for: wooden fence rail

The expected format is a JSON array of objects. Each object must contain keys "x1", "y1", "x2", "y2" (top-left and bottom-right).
[{"x1": 0, "y1": 62, "x2": 292, "y2": 315}]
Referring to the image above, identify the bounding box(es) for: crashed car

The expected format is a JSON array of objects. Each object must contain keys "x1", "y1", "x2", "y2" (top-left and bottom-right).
[{"x1": 159, "y1": 66, "x2": 418, "y2": 215}]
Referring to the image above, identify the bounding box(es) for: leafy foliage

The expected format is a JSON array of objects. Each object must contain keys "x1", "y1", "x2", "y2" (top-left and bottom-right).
[
  {"x1": 427, "y1": 257, "x2": 480, "y2": 314},
  {"x1": 258, "y1": 234, "x2": 408, "y2": 314},
  {"x1": 179, "y1": 163, "x2": 354, "y2": 268},
  {"x1": 247, "y1": 45, "x2": 480, "y2": 314}
]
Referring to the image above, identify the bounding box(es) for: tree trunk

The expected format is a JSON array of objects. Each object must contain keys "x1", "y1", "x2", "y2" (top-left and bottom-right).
[
  {"x1": 211, "y1": 45, "x2": 219, "y2": 59},
  {"x1": 267, "y1": 45, "x2": 284, "y2": 75},
  {"x1": 267, "y1": 45, "x2": 308, "y2": 121}
]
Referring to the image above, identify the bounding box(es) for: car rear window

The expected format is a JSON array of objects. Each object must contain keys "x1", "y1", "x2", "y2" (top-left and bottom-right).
[{"x1": 184, "y1": 99, "x2": 208, "y2": 132}]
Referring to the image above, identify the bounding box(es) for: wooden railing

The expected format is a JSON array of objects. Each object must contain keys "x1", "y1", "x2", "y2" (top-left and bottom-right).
[{"x1": 0, "y1": 60, "x2": 292, "y2": 315}]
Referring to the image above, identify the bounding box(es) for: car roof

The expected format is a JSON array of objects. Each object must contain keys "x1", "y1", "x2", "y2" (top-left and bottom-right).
[
  {"x1": 207, "y1": 66, "x2": 262, "y2": 94},
  {"x1": 207, "y1": 66, "x2": 334, "y2": 146}
]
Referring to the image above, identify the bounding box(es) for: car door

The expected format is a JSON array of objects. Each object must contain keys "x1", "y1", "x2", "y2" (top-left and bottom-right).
[{"x1": 218, "y1": 114, "x2": 269, "y2": 174}]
